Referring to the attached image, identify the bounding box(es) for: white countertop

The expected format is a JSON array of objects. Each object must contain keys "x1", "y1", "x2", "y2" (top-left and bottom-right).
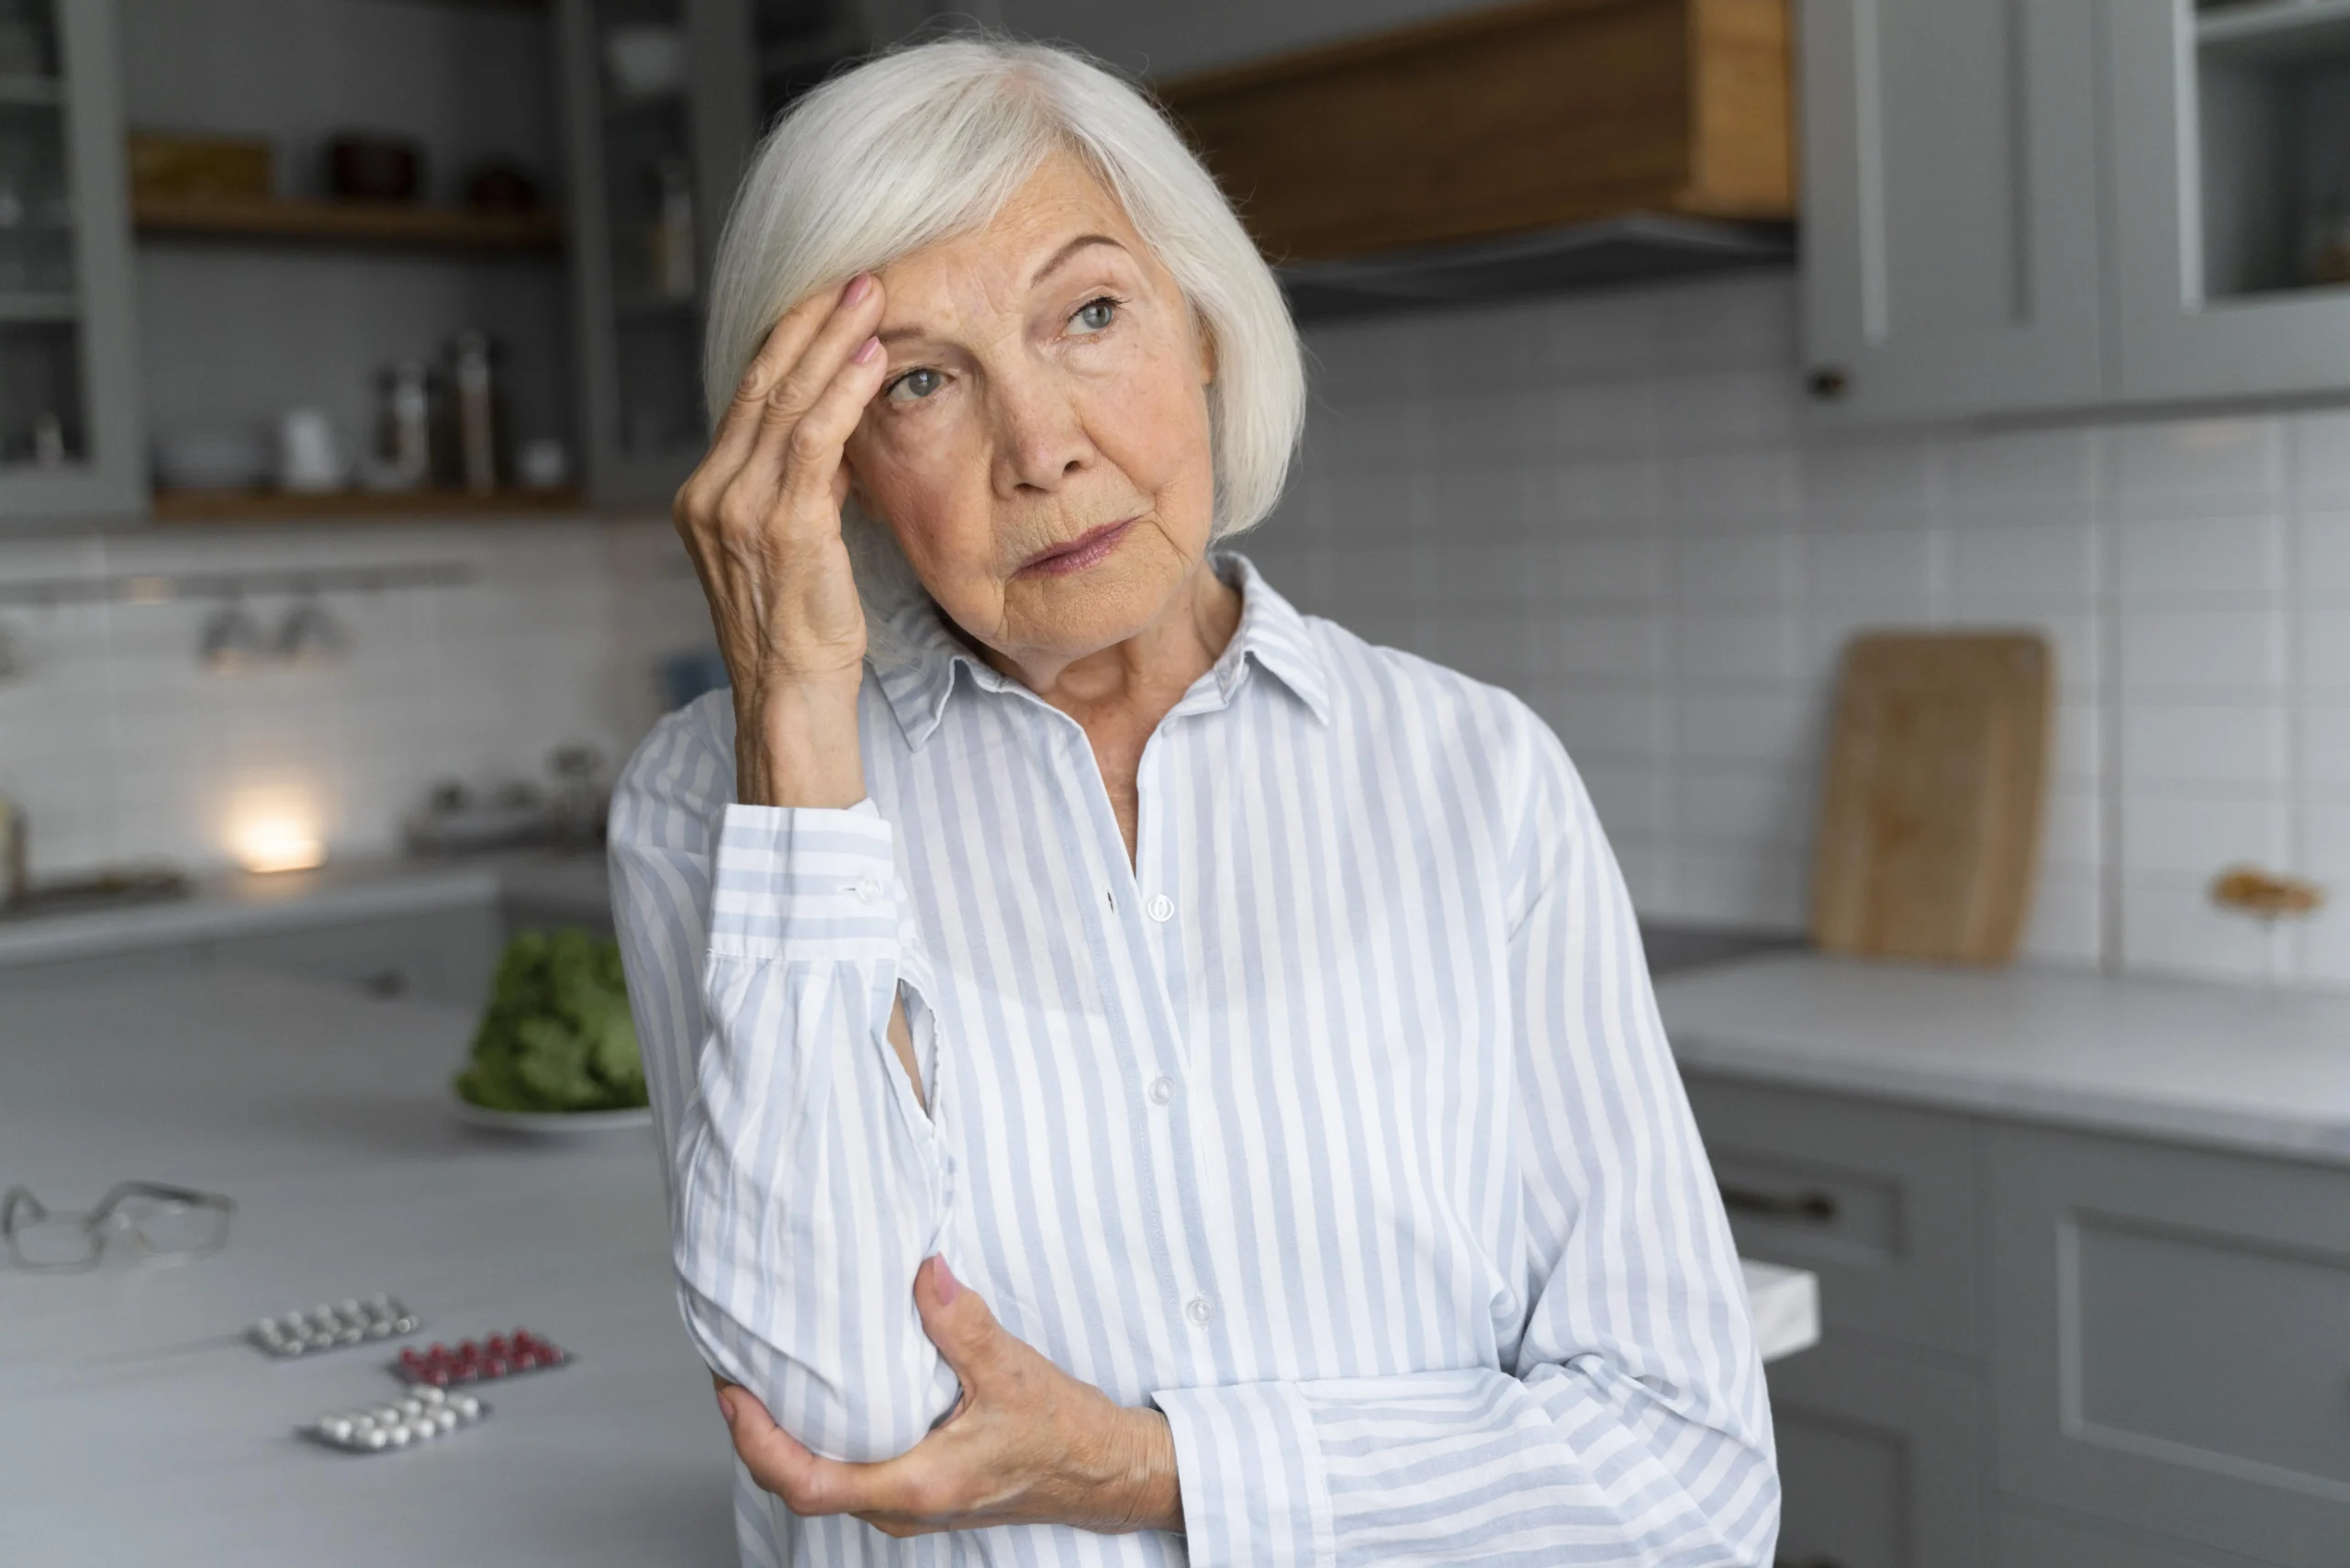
[
  {"x1": 2, "y1": 968, "x2": 1816, "y2": 1565},
  {"x1": 0, "y1": 851, "x2": 611, "y2": 968},
  {"x1": 1655, "y1": 951, "x2": 2350, "y2": 1165}
]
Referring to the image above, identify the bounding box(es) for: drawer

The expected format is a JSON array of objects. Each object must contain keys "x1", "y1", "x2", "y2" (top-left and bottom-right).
[
  {"x1": 215, "y1": 905, "x2": 502, "y2": 1011},
  {"x1": 1990, "y1": 1124, "x2": 2350, "y2": 1568},
  {"x1": 1999, "y1": 1506, "x2": 2279, "y2": 1568},
  {"x1": 1768, "y1": 1338, "x2": 1985, "y2": 1568},
  {"x1": 1684, "y1": 1075, "x2": 1980, "y2": 1357}
]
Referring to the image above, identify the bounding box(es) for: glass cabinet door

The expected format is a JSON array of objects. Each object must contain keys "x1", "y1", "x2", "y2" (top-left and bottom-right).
[
  {"x1": 0, "y1": 0, "x2": 142, "y2": 519},
  {"x1": 2108, "y1": 0, "x2": 2350, "y2": 403}
]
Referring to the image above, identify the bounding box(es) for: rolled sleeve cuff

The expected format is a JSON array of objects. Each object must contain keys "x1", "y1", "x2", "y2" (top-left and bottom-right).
[
  {"x1": 708, "y1": 800, "x2": 901, "y2": 960},
  {"x1": 1152, "y1": 1381, "x2": 1333, "y2": 1568}
]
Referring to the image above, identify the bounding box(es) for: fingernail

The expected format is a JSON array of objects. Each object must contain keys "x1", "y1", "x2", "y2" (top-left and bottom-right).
[
  {"x1": 844, "y1": 272, "x2": 873, "y2": 306},
  {"x1": 716, "y1": 1389, "x2": 738, "y2": 1426},
  {"x1": 854, "y1": 335, "x2": 882, "y2": 365},
  {"x1": 934, "y1": 1255, "x2": 958, "y2": 1305}
]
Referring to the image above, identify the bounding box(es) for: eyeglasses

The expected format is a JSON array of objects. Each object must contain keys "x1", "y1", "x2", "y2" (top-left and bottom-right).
[{"x1": 2, "y1": 1182, "x2": 236, "y2": 1272}]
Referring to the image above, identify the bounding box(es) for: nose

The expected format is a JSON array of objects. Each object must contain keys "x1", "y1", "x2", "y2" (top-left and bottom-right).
[{"x1": 989, "y1": 363, "x2": 1094, "y2": 496}]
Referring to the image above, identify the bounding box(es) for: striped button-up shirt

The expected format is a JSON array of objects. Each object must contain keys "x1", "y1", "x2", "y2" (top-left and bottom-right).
[{"x1": 609, "y1": 554, "x2": 1776, "y2": 1566}]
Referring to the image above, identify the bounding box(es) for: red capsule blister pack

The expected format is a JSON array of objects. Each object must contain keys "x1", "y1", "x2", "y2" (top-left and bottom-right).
[{"x1": 393, "y1": 1328, "x2": 570, "y2": 1387}]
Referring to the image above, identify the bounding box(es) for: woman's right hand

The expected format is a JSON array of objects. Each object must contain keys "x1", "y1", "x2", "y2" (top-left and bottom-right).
[{"x1": 672, "y1": 273, "x2": 890, "y2": 807}]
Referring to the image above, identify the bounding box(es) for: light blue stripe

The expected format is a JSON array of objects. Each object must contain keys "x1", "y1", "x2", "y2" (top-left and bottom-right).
[{"x1": 608, "y1": 555, "x2": 1778, "y2": 1565}]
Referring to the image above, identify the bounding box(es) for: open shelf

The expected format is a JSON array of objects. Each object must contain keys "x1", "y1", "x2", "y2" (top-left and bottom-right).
[
  {"x1": 151, "y1": 485, "x2": 588, "y2": 522},
  {"x1": 132, "y1": 194, "x2": 565, "y2": 253}
]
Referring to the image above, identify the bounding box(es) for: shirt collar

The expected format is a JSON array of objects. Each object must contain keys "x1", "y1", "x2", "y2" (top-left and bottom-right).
[{"x1": 868, "y1": 551, "x2": 1333, "y2": 751}]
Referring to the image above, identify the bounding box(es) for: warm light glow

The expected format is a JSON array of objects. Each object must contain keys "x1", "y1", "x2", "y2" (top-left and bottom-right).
[{"x1": 229, "y1": 809, "x2": 328, "y2": 875}]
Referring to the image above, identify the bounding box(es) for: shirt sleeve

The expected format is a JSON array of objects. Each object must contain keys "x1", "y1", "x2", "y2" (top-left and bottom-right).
[
  {"x1": 1152, "y1": 721, "x2": 1778, "y2": 1567},
  {"x1": 608, "y1": 701, "x2": 961, "y2": 1464}
]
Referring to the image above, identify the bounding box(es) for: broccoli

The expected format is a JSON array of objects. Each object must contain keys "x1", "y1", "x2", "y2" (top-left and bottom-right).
[{"x1": 454, "y1": 927, "x2": 649, "y2": 1113}]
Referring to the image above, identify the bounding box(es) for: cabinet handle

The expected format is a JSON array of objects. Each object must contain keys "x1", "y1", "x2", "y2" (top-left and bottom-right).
[
  {"x1": 1720, "y1": 1183, "x2": 1839, "y2": 1223},
  {"x1": 1805, "y1": 365, "x2": 1851, "y2": 400}
]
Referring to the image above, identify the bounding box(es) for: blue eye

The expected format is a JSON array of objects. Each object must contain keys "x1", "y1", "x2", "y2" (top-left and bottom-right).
[
  {"x1": 886, "y1": 367, "x2": 944, "y2": 404},
  {"x1": 1071, "y1": 297, "x2": 1119, "y2": 333}
]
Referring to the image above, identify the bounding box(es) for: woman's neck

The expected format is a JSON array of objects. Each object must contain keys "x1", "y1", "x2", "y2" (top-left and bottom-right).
[{"x1": 978, "y1": 555, "x2": 1243, "y2": 734}]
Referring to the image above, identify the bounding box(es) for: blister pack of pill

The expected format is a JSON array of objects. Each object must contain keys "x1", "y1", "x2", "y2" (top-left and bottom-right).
[
  {"x1": 303, "y1": 1385, "x2": 487, "y2": 1454},
  {"x1": 250, "y1": 1295, "x2": 421, "y2": 1358},
  {"x1": 394, "y1": 1328, "x2": 569, "y2": 1387}
]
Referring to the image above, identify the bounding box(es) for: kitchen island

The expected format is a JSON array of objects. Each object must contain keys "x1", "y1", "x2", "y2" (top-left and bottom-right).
[
  {"x1": 1652, "y1": 951, "x2": 2350, "y2": 1568},
  {"x1": 0, "y1": 967, "x2": 1817, "y2": 1564}
]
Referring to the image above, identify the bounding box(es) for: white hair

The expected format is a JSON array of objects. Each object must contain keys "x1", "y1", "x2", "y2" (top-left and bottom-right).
[{"x1": 702, "y1": 35, "x2": 1304, "y2": 614}]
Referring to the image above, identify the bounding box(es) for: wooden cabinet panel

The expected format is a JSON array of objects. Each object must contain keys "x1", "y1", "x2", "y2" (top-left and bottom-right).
[
  {"x1": 1990, "y1": 1124, "x2": 2350, "y2": 1568},
  {"x1": 1796, "y1": 0, "x2": 2105, "y2": 423},
  {"x1": 1157, "y1": 0, "x2": 1793, "y2": 263},
  {"x1": 1684, "y1": 1075, "x2": 1980, "y2": 1356},
  {"x1": 1767, "y1": 1338, "x2": 1986, "y2": 1568}
]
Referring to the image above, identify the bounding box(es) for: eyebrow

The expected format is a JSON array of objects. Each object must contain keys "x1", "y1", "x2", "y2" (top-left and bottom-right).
[{"x1": 876, "y1": 234, "x2": 1131, "y2": 347}]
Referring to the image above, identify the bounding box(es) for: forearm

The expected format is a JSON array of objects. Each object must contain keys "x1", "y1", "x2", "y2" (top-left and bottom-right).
[{"x1": 735, "y1": 678, "x2": 865, "y2": 807}]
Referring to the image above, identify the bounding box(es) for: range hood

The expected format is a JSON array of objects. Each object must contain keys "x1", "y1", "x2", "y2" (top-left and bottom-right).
[
  {"x1": 1156, "y1": 0, "x2": 1796, "y2": 317},
  {"x1": 1275, "y1": 213, "x2": 1793, "y2": 321}
]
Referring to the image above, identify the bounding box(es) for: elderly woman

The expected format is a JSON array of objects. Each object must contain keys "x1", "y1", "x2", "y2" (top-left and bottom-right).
[{"x1": 610, "y1": 35, "x2": 1774, "y2": 1568}]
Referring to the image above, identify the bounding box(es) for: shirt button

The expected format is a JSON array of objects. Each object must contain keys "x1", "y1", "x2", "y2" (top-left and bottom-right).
[
  {"x1": 1185, "y1": 1295, "x2": 1213, "y2": 1327},
  {"x1": 852, "y1": 876, "x2": 883, "y2": 903},
  {"x1": 1147, "y1": 893, "x2": 1175, "y2": 923},
  {"x1": 1147, "y1": 1076, "x2": 1174, "y2": 1105}
]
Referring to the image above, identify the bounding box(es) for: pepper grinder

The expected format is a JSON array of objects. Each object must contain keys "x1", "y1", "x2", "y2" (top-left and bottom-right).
[{"x1": 449, "y1": 330, "x2": 498, "y2": 496}]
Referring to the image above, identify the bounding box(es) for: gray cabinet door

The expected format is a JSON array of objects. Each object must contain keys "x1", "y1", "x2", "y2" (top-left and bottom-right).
[
  {"x1": 2104, "y1": 1, "x2": 2350, "y2": 404},
  {"x1": 1684, "y1": 1075, "x2": 1981, "y2": 1357},
  {"x1": 214, "y1": 906, "x2": 503, "y2": 1012},
  {"x1": 1797, "y1": 0, "x2": 2106, "y2": 423},
  {"x1": 0, "y1": 0, "x2": 144, "y2": 520},
  {"x1": 1768, "y1": 1338, "x2": 1986, "y2": 1568},
  {"x1": 1989, "y1": 1124, "x2": 2350, "y2": 1568},
  {"x1": 2000, "y1": 1505, "x2": 2284, "y2": 1568}
]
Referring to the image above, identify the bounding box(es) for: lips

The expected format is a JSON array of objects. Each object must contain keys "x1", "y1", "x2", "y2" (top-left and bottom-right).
[{"x1": 1016, "y1": 516, "x2": 1137, "y2": 577}]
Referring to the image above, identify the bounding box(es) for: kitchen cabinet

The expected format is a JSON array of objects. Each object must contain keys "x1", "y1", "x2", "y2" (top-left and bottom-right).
[
  {"x1": 0, "y1": 0, "x2": 143, "y2": 520},
  {"x1": 214, "y1": 905, "x2": 504, "y2": 1010},
  {"x1": 1805, "y1": 0, "x2": 2350, "y2": 421},
  {"x1": 1684, "y1": 1072, "x2": 1988, "y2": 1568},
  {"x1": 1796, "y1": 0, "x2": 2105, "y2": 423},
  {"x1": 2105, "y1": 0, "x2": 2350, "y2": 404},
  {"x1": 555, "y1": 0, "x2": 873, "y2": 507},
  {"x1": 1768, "y1": 1338, "x2": 1986, "y2": 1568},
  {"x1": 1989, "y1": 1122, "x2": 2350, "y2": 1568}
]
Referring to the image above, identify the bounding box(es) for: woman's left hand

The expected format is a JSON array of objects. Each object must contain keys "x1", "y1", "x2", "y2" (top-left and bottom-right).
[{"x1": 716, "y1": 1257, "x2": 1183, "y2": 1539}]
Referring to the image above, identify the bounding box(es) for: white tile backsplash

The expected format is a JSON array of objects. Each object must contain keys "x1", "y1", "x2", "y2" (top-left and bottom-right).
[
  {"x1": 1276, "y1": 273, "x2": 2350, "y2": 988},
  {"x1": 0, "y1": 516, "x2": 703, "y2": 880},
  {"x1": 10, "y1": 273, "x2": 2348, "y2": 989}
]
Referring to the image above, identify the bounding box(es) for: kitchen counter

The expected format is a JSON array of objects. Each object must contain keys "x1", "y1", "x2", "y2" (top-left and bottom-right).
[
  {"x1": 2, "y1": 969, "x2": 1817, "y2": 1564},
  {"x1": 0, "y1": 850, "x2": 612, "y2": 969},
  {"x1": 1655, "y1": 951, "x2": 2350, "y2": 1166}
]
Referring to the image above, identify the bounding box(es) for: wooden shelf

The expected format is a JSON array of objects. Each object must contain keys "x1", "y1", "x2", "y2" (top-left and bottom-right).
[
  {"x1": 132, "y1": 194, "x2": 565, "y2": 253},
  {"x1": 151, "y1": 486, "x2": 588, "y2": 522}
]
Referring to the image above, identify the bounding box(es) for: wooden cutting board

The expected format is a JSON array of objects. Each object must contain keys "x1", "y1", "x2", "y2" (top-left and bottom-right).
[{"x1": 1810, "y1": 632, "x2": 2053, "y2": 966}]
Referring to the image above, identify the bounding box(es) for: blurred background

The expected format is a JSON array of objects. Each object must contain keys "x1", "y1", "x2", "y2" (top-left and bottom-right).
[{"x1": 6, "y1": 5, "x2": 2350, "y2": 1567}]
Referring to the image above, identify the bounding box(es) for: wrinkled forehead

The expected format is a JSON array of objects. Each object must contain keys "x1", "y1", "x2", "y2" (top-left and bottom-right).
[{"x1": 871, "y1": 148, "x2": 1168, "y2": 333}]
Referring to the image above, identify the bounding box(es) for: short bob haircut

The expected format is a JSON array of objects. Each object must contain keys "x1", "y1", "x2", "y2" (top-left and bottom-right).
[{"x1": 702, "y1": 36, "x2": 1305, "y2": 610}]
